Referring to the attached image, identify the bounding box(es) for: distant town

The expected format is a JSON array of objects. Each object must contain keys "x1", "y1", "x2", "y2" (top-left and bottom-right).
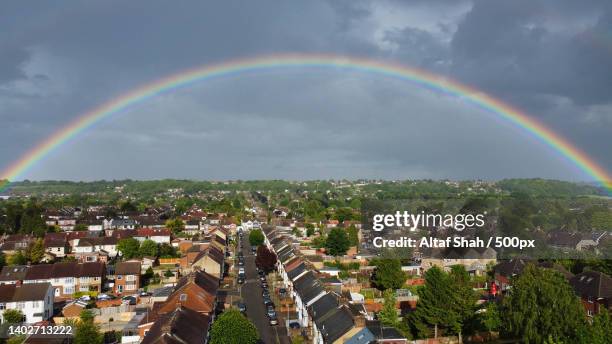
[{"x1": 0, "y1": 179, "x2": 610, "y2": 344}]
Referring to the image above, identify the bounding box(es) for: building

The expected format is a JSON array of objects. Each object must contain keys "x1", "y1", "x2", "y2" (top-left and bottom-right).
[
  {"x1": 141, "y1": 306, "x2": 211, "y2": 344},
  {"x1": 0, "y1": 283, "x2": 54, "y2": 324},
  {"x1": 135, "y1": 228, "x2": 171, "y2": 244},
  {"x1": 570, "y1": 271, "x2": 612, "y2": 316},
  {"x1": 21, "y1": 262, "x2": 105, "y2": 298},
  {"x1": 114, "y1": 261, "x2": 141, "y2": 295}
]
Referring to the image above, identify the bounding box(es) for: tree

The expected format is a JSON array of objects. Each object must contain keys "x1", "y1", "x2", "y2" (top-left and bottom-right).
[
  {"x1": 139, "y1": 239, "x2": 158, "y2": 257},
  {"x1": 325, "y1": 227, "x2": 350, "y2": 256},
  {"x1": 407, "y1": 266, "x2": 456, "y2": 339},
  {"x1": 346, "y1": 224, "x2": 359, "y2": 247},
  {"x1": 479, "y1": 302, "x2": 501, "y2": 333},
  {"x1": 2, "y1": 309, "x2": 24, "y2": 324},
  {"x1": 501, "y1": 264, "x2": 586, "y2": 344},
  {"x1": 584, "y1": 309, "x2": 612, "y2": 344},
  {"x1": 379, "y1": 289, "x2": 398, "y2": 326},
  {"x1": 117, "y1": 238, "x2": 140, "y2": 259},
  {"x1": 209, "y1": 309, "x2": 259, "y2": 344},
  {"x1": 165, "y1": 218, "x2": 185, "y2": 234},
  {"x1": 19, "y1": 200, "x2": 46, "y2": 237},
  {"x1": 448, "y1": 265, "x2": 478, "y2": 342},
  {"x1": 28, "y1": 238, "x2": 45, "y2": 263},
  {"x1": 255, "y1": 245, "x2": 277, "y2": 273},
  {"x1": 8, "y1": 250, "x2": 27, "y2": 266},
  {"x1": 159, "y1": 243, "x2": 179, "y2": 258},
  {"x1": 305, "y1": 223, "x2": 315, "y2": 237},
  {"x1": 372, "y1": 259, "x2": 407, "y2": 290},
  {"x1": 74, "y1": 309, "x2": 103, "y2": 344},
  {"x1": 248, "y1": 229, "x2": 264, "y2": 247}
]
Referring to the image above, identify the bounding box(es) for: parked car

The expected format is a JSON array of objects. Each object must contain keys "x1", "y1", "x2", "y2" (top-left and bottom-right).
[
  {"x1": 267, "y1": 308, "x2": 276, "y2": 319},
  {"x1": 279, "y1": 288, "x2": 287, "y2": 296},
  {"x1": 97, "y1": 294, "x2": 114, "y2": 301},
  {"x1": 289, "y1": 322, "x2": 300, "y2": 329},
  {"x1": 238, "y1": 276, "x2": 245, "y2": 284},
  {"x1": 261, "y1": 281, "x2": 268, "y2": 288},
  {"x1": 239, "y1": 267, "x2": 245, "y2": 275},
  {"x1": 269, "y1": 314, "x2": 278, "y2": 325},
  {"x1": 238, "y1": 303, "x2": 247, "y2": 313},
  {"x1": 263, "y1": 296, "x2": 272, "y2": 306},
  {"x1": 122, "y1": 295, "x2": 137, "y2": 305}
]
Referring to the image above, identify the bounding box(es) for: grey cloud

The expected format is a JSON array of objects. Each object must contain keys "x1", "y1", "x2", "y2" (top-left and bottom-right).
[{"x1": 0, "y1": 0, "x2": 610, "y2": 182}]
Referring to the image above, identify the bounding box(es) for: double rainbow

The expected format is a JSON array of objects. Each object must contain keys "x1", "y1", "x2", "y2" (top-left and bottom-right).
[{"x1": 1, "y1": 54, "x2": 610, "y2": 193}]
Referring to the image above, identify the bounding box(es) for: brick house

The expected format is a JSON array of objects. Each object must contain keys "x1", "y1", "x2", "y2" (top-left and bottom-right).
[{"x1": 114, "y1": 261, "x2": 141, "y2": 295}]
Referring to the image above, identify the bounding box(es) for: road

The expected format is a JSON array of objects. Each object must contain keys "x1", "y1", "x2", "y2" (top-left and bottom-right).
[{"x1": 239, "y1": 234, "x2": 290, "y2": 344}]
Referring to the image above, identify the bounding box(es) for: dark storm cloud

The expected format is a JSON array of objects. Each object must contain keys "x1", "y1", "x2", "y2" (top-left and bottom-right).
[{"x1": 0, "y1": 0, "x2": 610, "y2": 182}]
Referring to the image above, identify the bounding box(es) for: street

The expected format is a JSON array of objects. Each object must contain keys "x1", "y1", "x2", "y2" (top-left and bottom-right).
[{"x1": 238, "y1": 234, "x2": 291, "y2": 344}]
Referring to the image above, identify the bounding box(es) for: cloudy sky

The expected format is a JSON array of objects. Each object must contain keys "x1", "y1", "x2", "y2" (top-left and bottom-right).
[{"x1": 1, "y1": 0, "x2": 611, "y2": 182}]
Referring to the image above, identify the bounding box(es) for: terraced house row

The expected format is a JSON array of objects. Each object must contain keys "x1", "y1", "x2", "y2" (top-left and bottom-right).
[{"x1": 262, "y1": 225, "x2": 408, "y2": 344}]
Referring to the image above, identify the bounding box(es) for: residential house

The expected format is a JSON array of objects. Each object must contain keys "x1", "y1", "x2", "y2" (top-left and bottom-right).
[
  {"x1": 74, "y1": 236, "x2": 119, "y2": 258},
  {"x1": 114, "y1": 261, "x2": 141, "y2": 295},
  {"x1": 104, "y1": 218, "x2": 137, "y2": 230},
  {"x1": 0, "y1": 234, "x2": 34, "y2": 255},
  {"x1": 43, "y1": 236, "x2": 68, "y2": 258},
  {"x1": 22, "y1": 262, "x2": 105, "y2": 298},
  {"x1": 141, "y1": 306, "x2": 211, "y2": 344},
  {"x1": 0, "y1": 265, "x2": 29, "y2": 285},
  {"x1": 0, "y1": 283, "x2": 54, "y2": 324},
  {"x1": 570, "y1": 271, "x2": 612, "y2": 316},
  {"x1": 157, "y1": 270, "x2": 219, "y2": 315},
  {"x1": 293, "y1": 271, "x2": 326, "y2": 327},
  {"x1": 189, "y1": 246, "x2": 225, "y2": 278},
  {"x1": 135, "y1": 228, "x2": 171, "y2": 244}
]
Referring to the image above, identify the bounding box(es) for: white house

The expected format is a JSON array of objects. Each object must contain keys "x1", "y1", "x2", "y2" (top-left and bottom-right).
[
  {"x1": 0, "y1": 283, "x2": 54, "y2": 324},
  {"x1": 135, "y1": 228, "x2": 171, "y2": 244}
]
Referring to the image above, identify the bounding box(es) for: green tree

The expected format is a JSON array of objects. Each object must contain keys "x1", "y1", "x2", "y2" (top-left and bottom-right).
[
  {"x1": 28, "y1": 238, "x2": 45, "y2": 263},
  {"x1": 346, "y1": 224, "x2": 359, "y2": 247},
  {"x1": 372, "y1": 259, "x2": 407, "y2": 291},
  {"x1": 74, "y1": 309, "x2": 103, "y2": 344},
  {"x1": 159, "y1": 243, "x2": 179, "y2": 258},
  {"x1": 584, "y1": 309, "x2": 612, "y2": 344},
  {"x1": 501, "y1": 264, "x2": 586, "y2": 344},
  {"x1": 480, "y1": 302, "x2": 501, "y2": 332},
  {"x1": 117, "y1": 238, "x2": 140, "y2": 259},
  {"x1": 209, "y1": 309, "x2": 259, "y2": 344},
  {"x1": 8, "y1": 250, "x2": 27, "y2": 266},
  {"x1": 139, "y1": 239, "x2": 158, "y2": 257},
  {"x1": 325, "y1": 227, "x2": 350, "y2": 256},
  {"x1": 379, "y1": 289, "x2": 398, "y2": 326},
  {"x1": 6, "y1": 335, "x2": 25, "y2": 344},
  {"x1": 19, "y1": 200, "x2": 46, "y2": 237},
  {"x1": 305, "y1": 223, "x2": 315, "y2": 237},
  {"x1": 2, "y1": 309, "x2": 24, "y2": 324},
  {"x1": 248, "y1": 229, "x2": 265, "y2": 247},
  {"x1": 165, "y1": 218, "x2": 185, "y2": 234}
]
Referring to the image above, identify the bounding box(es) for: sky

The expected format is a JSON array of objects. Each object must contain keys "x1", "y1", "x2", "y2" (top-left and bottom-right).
[{"x1": 1, "y1": 0, "x2": 611, "y2": 182}]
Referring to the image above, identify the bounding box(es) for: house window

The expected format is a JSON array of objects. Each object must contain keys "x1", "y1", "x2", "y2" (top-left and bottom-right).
[
  {"x1": 179, "y1": 294, "x2": 187, "y2": 301},
  {"x1": 117, "y1": 275, "x2": 123, "y2": 280},
  {"x1": 65, "y1": 286, "x2": 74, "y2": 294},
  {"x1": 32, "y1": 301, "x2": 40, "y2": 308},
  {"x1": 0, "y1": 303, "x2": 4, "y2": 310},
  {"x1": 126, "y1": 275, "x2": 135, "y2": 281},
  {"x1": 16, "y1": 302, "x2": 25, "y2": 310},
  {"x1": 587, "y1": 309, "x2": 593, "y2": 317}
]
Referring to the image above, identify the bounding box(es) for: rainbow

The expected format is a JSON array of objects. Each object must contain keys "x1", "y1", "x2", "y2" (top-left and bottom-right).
[{"x1": 0, "y1": 53, "x2": 610, "y2": 193}]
